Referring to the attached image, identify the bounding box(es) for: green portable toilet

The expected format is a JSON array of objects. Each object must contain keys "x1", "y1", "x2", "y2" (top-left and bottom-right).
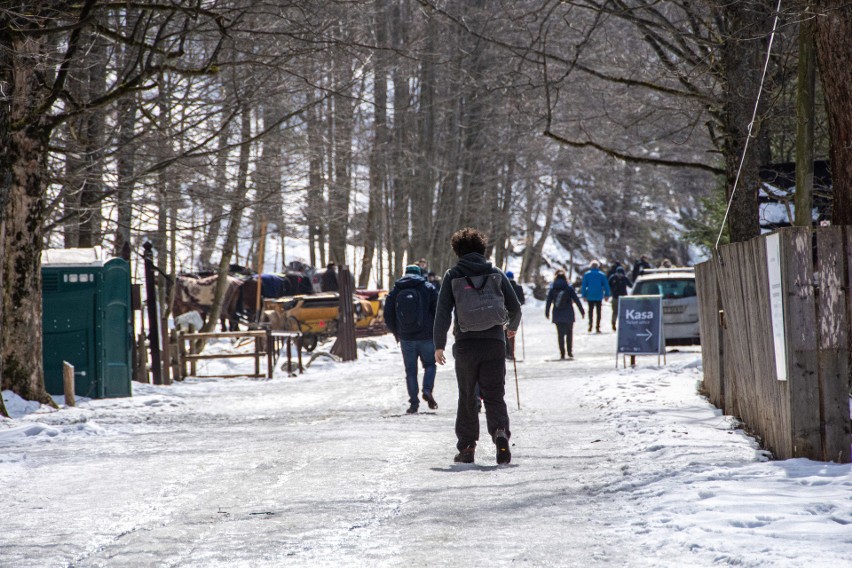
[{"x1": 41, "y1": 247, "x2": 133, "y2": 399}]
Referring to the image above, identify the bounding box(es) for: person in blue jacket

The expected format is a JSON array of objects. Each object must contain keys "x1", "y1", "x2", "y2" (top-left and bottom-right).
[
  {"x1": 581, "y1": 260, "x2": 611, "y2": 333},
  {"x1": 545, "y1": 270, "x2": 585, "y2": 359}
]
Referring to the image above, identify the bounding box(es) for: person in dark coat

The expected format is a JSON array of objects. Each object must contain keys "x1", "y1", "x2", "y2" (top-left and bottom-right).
[
  {"x1": 434, "y1": 228, "x2": 522, "y2": 465},
  {"x1": 632, "y1": 255, "x2": 652, "y2": 282},
  {"x1": 384, "y1": 265, "x2": 440, "y2": 414},
  {"x1": 504, "y1": 271, "x2": 525, "y2": 360},
  {"x1": 606, "y1": 260, "x2": 623, "y2": 279},
  {"x1": 321, "y1": 262, "x2": 339, "y2": 292},
  {"x1": 545, "y1": 270, "x2": 585, "y2": 359},
  {"x1": 608, "y1": 267, "x2": 632, "y2": 331}
]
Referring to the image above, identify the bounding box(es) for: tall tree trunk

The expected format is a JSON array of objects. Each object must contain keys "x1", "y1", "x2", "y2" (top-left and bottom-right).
[
  {"x1": 410, "y1": 12, "x2": 437, "y2": 262},
  {"x1": 493, "y1": 157, "x2": 514, "y2": 269},
  {"x1": 76, "y1": 32, "x2": 107, "y2": 248},
  {"x1": 114, "y1": 91, "x2": 137, "y2": 256},
  {"x1": 795, "y1": 10, "x2": 816, "y2": 228},
  {"x1": 329, "y1": 39, "x2": 354, "y2": 265},
  {"x1": 203, "y1": 104, "x2": 253, "y2": 333},
  {"x1": 0, "y1": 32, "x2": 54, "y2": 404},
  {"x1": 814, "y1": 0, "x2": 852, "y2": 225},
  {"x1": 257, "y1": 101, "x2": 285, "y2": 271},
  {"x1": 199, "y1": 110, "x2": 231, "y2": 269},
  {"x1": 359, "y1": 0, "x2": 389, "y2": 288},
  {"x1": 113, "y1": 8, "x2": 140, "y2": 257},
  {"x1": 720, "y1": 1, "x2": 774, "y2": 242},
  {"x1": 306, "y1": 103, "x2": 325, "y2": 268}
]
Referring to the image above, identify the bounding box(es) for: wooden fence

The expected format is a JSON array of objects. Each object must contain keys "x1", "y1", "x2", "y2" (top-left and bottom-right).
[
  {"x1": 695, "y1": 226, "x2": 851, "y2": 463},
  {"x1": 174, "y1": 329, "x2": 274, "y2": 379}
]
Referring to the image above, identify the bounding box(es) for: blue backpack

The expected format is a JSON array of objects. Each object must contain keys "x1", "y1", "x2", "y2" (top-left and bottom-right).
[{"x1": 395, "y1": 287, "x2": 424, "y2": 334}]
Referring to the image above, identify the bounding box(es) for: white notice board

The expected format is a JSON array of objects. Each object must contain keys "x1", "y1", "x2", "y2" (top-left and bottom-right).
[{"x1": 765, "y1": 233, "x2": 787, "y2": 381}]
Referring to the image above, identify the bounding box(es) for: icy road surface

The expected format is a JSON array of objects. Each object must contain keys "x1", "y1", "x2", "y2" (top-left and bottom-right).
[{"x1": 2, "y1": 303, "x2": 850, "y2": 567}]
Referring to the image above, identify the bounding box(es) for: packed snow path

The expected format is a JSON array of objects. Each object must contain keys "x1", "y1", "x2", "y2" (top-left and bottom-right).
[{"x1": 2, "y1": 305, "x2": 850, "y2": 567}]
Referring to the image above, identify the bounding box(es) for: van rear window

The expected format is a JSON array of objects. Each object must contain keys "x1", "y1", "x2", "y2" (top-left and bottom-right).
[{"x1": 633, "y1": 278, "x2": 696, "y2": 299}]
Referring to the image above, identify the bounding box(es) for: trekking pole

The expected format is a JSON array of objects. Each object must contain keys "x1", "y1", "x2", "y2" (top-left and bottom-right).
[
  {"x1": 512, "y1": 355, "x2": 521, "y2": 410},
  {"x1": 520, "y1": 320, "x2": 525, "y2": 361}
]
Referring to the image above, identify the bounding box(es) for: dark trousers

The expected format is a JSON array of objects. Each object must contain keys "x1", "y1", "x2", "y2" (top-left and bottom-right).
[
  {"x1": 555, "y1": 322, "x2": 574, "y2": 357},
  {"x1": 587, "y1": 301, "x2": 602, "y2": 330},
  {"x1": 453, "y1": 339, "x2": 510, "y2": 451},
  {"x1": 611, "y1": 296, "x2": 621, "y2": 327}
]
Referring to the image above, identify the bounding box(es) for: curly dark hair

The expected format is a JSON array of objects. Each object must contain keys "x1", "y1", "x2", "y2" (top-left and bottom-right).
[{"x1": 451, "y1": 227, "x2": 487, "y2": 257}]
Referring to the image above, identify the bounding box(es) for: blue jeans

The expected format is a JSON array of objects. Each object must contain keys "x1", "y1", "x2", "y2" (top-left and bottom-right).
[{"x1": 400, "y1": 339, "x2": 436, "y2": 409}]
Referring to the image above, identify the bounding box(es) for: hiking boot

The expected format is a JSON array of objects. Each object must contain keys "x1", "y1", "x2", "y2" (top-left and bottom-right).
[
  {"x1": 494, "y1": 429, "x2": 511, "y2": 465},
  {"x1": 422, "y1": 391, "x2": 438, "y2": 410},
  {"x1": 612, "y1": 323, "x2": 617, "y2": 331},
  {"x1": 406, "y1": 405, "x2": 418, "y2": 414},
  {"x1": 454, "y1": 446, "x2": 475, "y2": 463}
]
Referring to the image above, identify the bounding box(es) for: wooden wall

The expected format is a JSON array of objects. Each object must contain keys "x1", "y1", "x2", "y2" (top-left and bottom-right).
[{"x1": 695, "y1": 227, "x2": 851, "y2": 463}]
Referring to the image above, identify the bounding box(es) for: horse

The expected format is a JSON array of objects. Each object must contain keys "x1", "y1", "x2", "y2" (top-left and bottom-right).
[
  {"x1": 233, "y1": 272, "x2": 312, "y2": 322},
  {"x1": 171, "y1": 274, "x2": 244, "y2": 331}
]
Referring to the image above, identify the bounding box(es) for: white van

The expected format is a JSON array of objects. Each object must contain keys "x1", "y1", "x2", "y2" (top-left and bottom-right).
[{"x1": 631, "y1": 268, "x2": 700, "y2": 346}]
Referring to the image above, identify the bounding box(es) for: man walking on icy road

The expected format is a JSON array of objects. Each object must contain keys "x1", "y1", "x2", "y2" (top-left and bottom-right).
[
  {"x1": 433, "y1": 228, "x2": 522, "y2": 465},
  {"x1": 384, "y1": 265, "x2": 440, "y2": 414},
  {"x1": 581, "y1": 260, "x2": 610, "y2": 333}
]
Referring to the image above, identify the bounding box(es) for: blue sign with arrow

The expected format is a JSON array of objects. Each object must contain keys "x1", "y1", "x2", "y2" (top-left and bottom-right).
[{"x1": 616, "y1": 295, "x2": 664, "y2": 355}]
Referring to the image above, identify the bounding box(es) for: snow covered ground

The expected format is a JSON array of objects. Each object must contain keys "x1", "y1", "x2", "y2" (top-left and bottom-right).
[{"x1": 2, "y1": 302, "x2": 850, "y2": 567}]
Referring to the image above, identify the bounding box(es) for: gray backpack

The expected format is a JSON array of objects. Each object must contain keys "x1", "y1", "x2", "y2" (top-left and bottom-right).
[{"x1": 451, "y1": 273, "x2": 508, "y2": 332}]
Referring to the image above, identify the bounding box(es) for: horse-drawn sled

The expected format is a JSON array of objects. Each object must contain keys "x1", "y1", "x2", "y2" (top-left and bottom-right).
[{"x1": 262, "y1": 290, "x2": 387, "y2": 352}]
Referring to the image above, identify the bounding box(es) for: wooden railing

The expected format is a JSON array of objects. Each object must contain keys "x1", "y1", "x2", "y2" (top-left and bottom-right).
[
  {"x1": 696, "y1": 226, "x2": 850, "y2": 463},
  {"x1": 174, "y1": 329, "x2": 274, "y2": 379}
]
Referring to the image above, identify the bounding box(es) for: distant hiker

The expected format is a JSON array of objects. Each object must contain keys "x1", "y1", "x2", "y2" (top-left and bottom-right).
[
  {"x1": 504, "y1": 271, "x2": 525, "y2": 360},
  {"x1": 545, "y1": 270, "x2": 585, "y2": 359},
  {"x1": 426, "y1": 271, "x2": 441, "y2": 289},
  {"x1": 606, "y1": 260, "x2": 623, "y2": 279},
  {"x1": 321, "y1": 262, "x2": 339, "y2": 292},
  {"x1": 417, "y1": 257, "x2": 429, "y2": 272},
  {"x1": 384, "y1": 265, "x2": 440, "y2": 414},
  {"x1": 632, "y1": 255, "x2": 652, "y2": 282},
  {"x1": 608, "y1": 267, "x2": 632, "y2": 331},
  {"x1": 434, "y1": 228, "x2": 522, "y2": 465},
  {"x1": 581, "y1": 260, "x2": 611, "y2": 333}
]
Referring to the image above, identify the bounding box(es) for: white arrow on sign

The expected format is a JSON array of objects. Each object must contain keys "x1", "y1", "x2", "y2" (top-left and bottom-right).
[{"x1": 637, "y1": 328, "x2": 653, "y2": 341}]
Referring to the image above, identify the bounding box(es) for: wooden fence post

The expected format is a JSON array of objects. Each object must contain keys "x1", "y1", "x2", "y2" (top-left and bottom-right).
[
  {"x1": 815, "y1": 227, "x2": 851, "y2": 462},
  {"x1": 266, "y1": 328, "x2": 274, "y2": 379},
  {"x1": 143, "y1": 242, "x2": 163, "y2": 385},
  {"x1": 782, "y1": 227, "x2": 822, "y2": 459},
  {"x1": 63, "y1": 361, "x2": 76, "y2": 407},
  {"x1": 331, "y1": 265, "x2": 357, "y2": 361}
]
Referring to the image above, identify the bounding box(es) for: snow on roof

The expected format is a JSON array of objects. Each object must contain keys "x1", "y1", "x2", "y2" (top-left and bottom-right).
[{"x1": 41, "y1": 246, "x2": 105, "y2": 267}]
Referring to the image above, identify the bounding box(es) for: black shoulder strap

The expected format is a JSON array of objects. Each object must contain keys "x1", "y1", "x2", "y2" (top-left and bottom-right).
[{"x1": 464, "y1": 275, "x2": 490, "y2": 291}]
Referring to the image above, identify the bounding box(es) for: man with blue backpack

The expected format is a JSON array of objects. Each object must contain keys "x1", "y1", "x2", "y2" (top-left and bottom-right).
[
  {"x1": 384, "y1": 265, "x2": 440, "y2": 414},
  {"x1": 581, "y1": 260, "x2": 611, "y2": 333}
]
